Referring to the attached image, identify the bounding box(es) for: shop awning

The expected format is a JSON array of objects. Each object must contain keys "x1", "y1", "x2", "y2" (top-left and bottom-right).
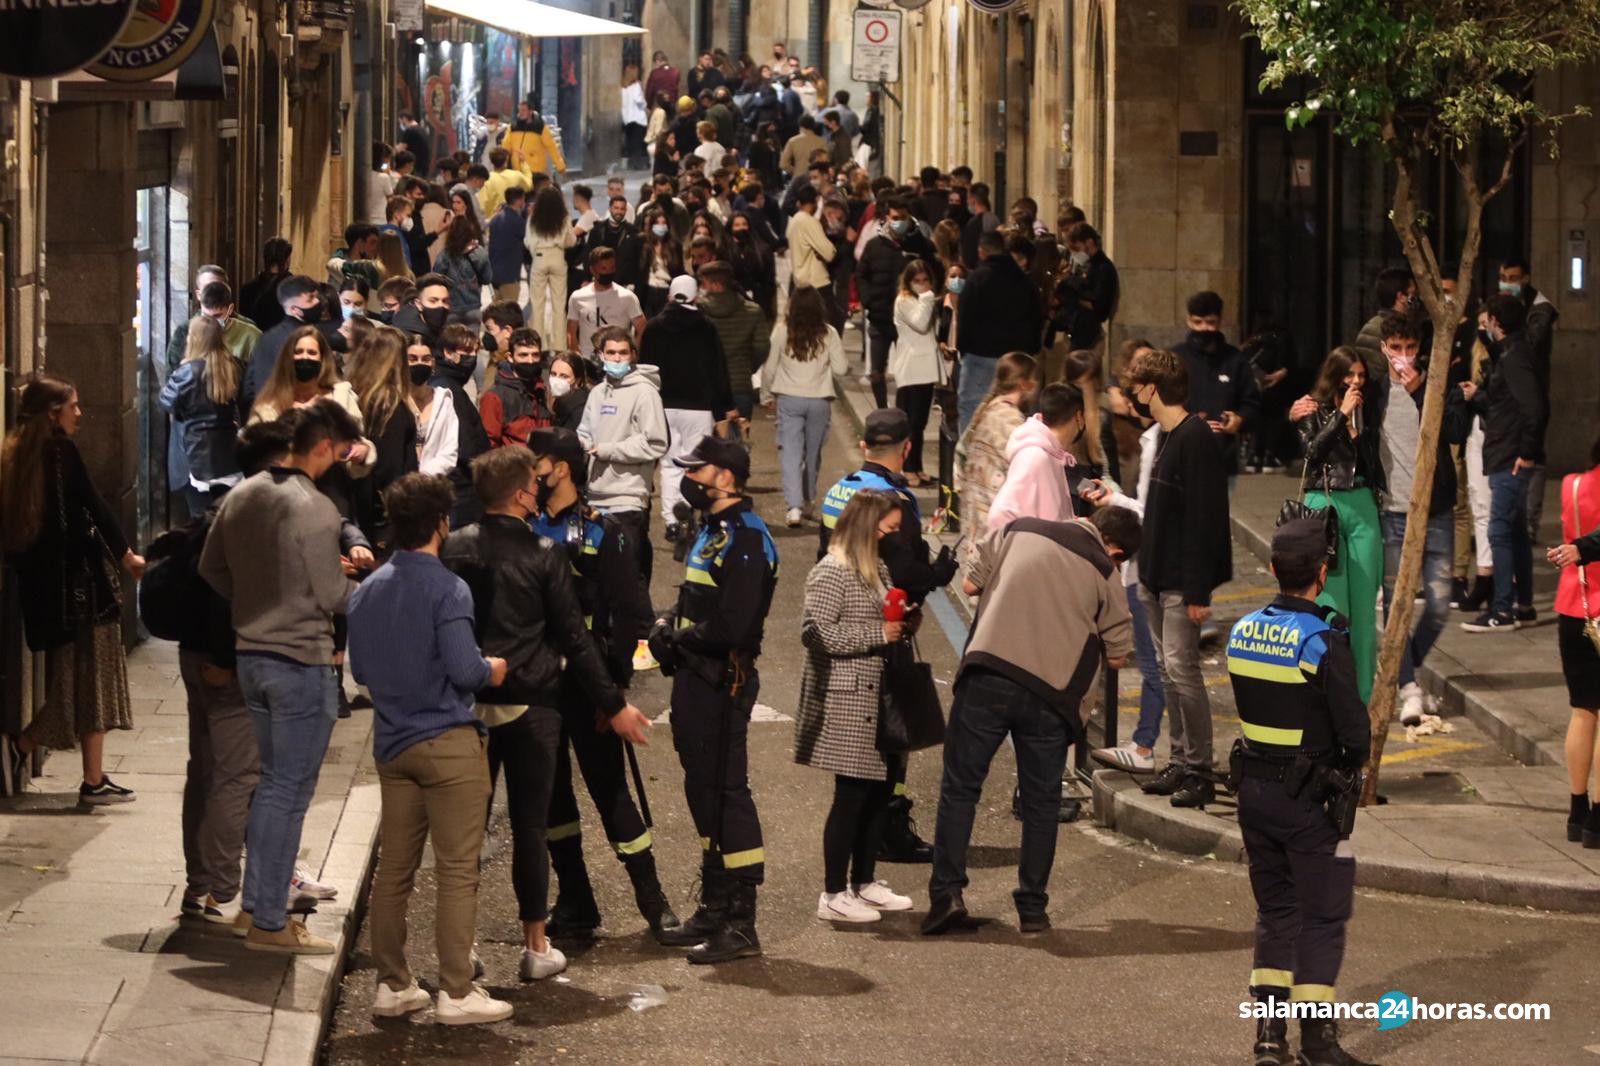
[{"x1": 423, "y1": 0, "x2": 644, "y2": 38}]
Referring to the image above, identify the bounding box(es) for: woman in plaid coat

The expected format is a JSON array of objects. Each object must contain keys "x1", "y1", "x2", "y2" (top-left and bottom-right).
[{"x1": 795, "y1": 490, "x2": 916, "y2": 923}]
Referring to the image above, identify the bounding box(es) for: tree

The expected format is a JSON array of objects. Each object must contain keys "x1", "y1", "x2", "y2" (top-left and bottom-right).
[{"x1": 1234, "y1": 0, "x2": 1600, "y2": 802}]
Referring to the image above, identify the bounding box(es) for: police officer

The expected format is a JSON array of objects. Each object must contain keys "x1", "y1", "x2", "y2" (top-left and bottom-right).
[
  {"x1": 1226, "y1": 519, "x2": 1373, "y2": 1066},
  {"x1": 818, "y1": 408, "x2": 958, "y2": 862},
  {"x1": 527, "y1": 428, "x2": 682, "y2": 944},
  {"x1": 647, "y1": 435, "x2": 779, "y2": 964}
]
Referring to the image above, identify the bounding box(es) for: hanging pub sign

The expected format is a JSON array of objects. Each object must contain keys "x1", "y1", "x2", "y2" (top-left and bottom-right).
[
  {"x1": 966, "y1": 0, "x2": 1022, "y2": 11},
  {"x1": 86, "y1": 0, "x2": 217, "y2": 82},
  {"x1": 0, "y1": 0, "x2": 138, "y2": 79}
]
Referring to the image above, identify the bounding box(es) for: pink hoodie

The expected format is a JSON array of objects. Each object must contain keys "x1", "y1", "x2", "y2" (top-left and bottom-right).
[{"x1": 985, "y1": 414, "x2": 1077, "y2": 532}]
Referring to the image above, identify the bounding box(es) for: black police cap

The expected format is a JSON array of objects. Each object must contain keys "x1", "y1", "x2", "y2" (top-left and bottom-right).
[
  {"x1": 672, "y1": 434, "x2": 751, "y2": 483},
  {"x1": 863, "y1": 407, "x2": 911, "y2": 446},
  {"x1": 529, "y1": 426, "x2": 588, "y2": 485},
  {"x1": 1272, "y1": 517, "x2": 1328, "y2": 558}
]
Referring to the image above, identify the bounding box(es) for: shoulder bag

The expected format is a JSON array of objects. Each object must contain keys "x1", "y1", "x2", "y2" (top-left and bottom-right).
[
  {"x1": 876, "y1": 637, "x2": 945, "y2": 754},
  {"x1": 1278, "y1": 454, "x2": 1341, "y2": 572}
]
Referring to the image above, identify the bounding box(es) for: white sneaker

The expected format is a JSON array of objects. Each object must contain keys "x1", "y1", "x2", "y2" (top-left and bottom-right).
[
  {"x1": 785, "y1": 507, "x2": 803, "y2": 527},
  {"x1": 435, "y1": 984, "x2": 514, "y2": 1026},
  {"x1": 1090, "y1": 742, "x2": 1157, "y2": 773},
  {"x1": 291, "y1": 863, "x2": 338, "y2": 900},
  {"x1": 1398, "y1": 682, "x2": 1425, "y2": 727},
  {"x1": 372, "y1": 979, "x2": 431, "y2": 1018},
  {"x1": 202, "y1": 893, "x2": 242, "y2": 925},
  {"x1": 816, "y1": 891, "x2": 881, "y2": 923},
  {"x1": 852, "y1": 881, "x2": 913, "y2": 911},
  {"x1": 519, "y1": 943, "x2": 567, "y2": 981}
]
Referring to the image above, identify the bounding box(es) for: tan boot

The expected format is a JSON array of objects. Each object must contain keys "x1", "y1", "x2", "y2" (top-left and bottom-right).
[{"x1": 244, "y1": 918, "x2": 335, "y2": 955}]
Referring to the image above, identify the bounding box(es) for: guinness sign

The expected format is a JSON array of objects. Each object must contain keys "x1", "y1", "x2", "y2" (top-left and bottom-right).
[
  {"x1": 86, "y1": 0, "x2": 215, "y2": 81},
  {"x1": 0, "y1": 0, "x2": 138, "y2": 79}
]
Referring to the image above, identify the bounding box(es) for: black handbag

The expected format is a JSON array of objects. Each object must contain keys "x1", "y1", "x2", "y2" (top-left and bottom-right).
[
  {"x1": 876, "y1": 639, "x2": 946, "y2": 754},
  {"x1": 1278, "y1": 462, "x2": 1341, "y2": 571}
]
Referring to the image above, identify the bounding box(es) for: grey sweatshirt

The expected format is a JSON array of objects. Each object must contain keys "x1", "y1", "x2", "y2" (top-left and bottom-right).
[
  {"x1": 577, "y1": 364, "x2": 670, "y2": 513},
  {"x1": 199, "y1": 467, "x2": 355, "y2": 666}
]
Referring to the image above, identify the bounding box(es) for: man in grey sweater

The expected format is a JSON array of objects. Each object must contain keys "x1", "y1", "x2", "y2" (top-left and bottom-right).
[{"x1": 200, "y1": 400, "x2": 362, "y2": 954}]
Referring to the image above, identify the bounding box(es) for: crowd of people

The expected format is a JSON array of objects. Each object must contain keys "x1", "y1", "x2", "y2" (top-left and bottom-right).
[{"x1": 5, "y1": 39, "x2": 1600, "y2": 1063}]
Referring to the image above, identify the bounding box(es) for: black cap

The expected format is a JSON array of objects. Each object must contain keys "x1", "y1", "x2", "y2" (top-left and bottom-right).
[
  {"x1": 1272, "y1": 517, "x2": 1327, "y2": 559},
  {"x1": 863, "y1": 407, "x2": 911, "y2": 446},
  {"x1": 528, "y1": 427, "x2": 587, "y2": 486},
  {"x1": 672, "y1": 434, "x2": 751, "y2": 483}
]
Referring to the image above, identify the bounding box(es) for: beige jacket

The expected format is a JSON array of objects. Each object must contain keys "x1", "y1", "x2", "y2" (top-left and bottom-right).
[{"x1": 786, "y1": 209, "x2": 836, "y2": 290}]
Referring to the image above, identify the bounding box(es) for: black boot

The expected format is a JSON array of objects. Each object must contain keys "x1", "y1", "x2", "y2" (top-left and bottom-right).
[
  {"x1": 1254, "y1": 1016, "x2": 1290, "y2": 1066},
  {"x1": 1170, "y1": 772, "x2": 1216, "y2": 809},
  {"x1": 1570, "y1": 794, "x2": 1591, "y2": 843},
  {"x1": 1459, "y1": 574, "x2": 1492, "y2": 613},
  {"x1": 335, "y1": 664, "x2": 351, "y2": 719},
  {"x1": 623, "y1": 851, "x2": 683, "y2": 943},
  {"x1": 1583, "y1": 804, "x2": 1600, "y2": 850},
  {"x1": 1141, "y1": 763, "x2": 1187, "y2": 796},
  {"x1": 688, "y1": 879, "x2": 761, "y2": 965},
  {"x1": 878, "y1": 795, "x2": 934, "y2": 863},
  {"x1": 545, "y1": 837, "x2": 602, "y2": 939},
  {"x1": 1296, "y1": 1019, "x2": 1377, "y2": 1066},
  {"x1": 656, "y1": 870, "x2": 726, "y2": 947}
]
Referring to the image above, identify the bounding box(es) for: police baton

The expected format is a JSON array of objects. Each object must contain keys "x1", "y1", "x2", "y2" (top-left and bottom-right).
[{"x1": 625, "y1": 739, "x2": 653, "y2": 828}]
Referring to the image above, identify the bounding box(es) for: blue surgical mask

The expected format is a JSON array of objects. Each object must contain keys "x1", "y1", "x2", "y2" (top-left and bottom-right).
[
  {"x1": 651, "y1": 223, "x2": 669, "y2": 238},
  {"x1": 603, "y1": 360, "x2": 632, "y2": 380},
  {"x1": 947, "y1": 277, "x2": 965, "y2": 295},
  {"x1": 891, "y1": 218, "x2": 912, "y2": 236},
  {"x1": 341, "y1": 304, "x2": 363, "y2": 321},
  {"x1": 1498, "y1": 280, "x2": 1521, "y2": 296}
]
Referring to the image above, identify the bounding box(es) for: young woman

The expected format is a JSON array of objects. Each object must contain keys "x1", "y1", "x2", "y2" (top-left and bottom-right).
[
  {"x1": 620, "y1": 64, "x2": 648, "y2": 168},
  {"x1": 795, "y1": 489, "x2": 915, "y2": 923},
  {"x1": 1062, "y1": 347, "x2": 1122, "y2": 512},
  {"x1": 160, "y1": 315, "x2": 244, "y2": 514},
  {"x1": 525, "y1": 185, "x2": 576, "y2": 342},
  {"x1": 765, "y1": 285, "x2": 850, "y2": 526},
  {"x1": 448, "y1": 184, "x2": 484, "y2": 227},
  {"x1": 338, "y1": 277, "x2": 370, "y2": 320},
  {"x1": 250, "y1": 325, "x2": 376, "y2": 474},
  {"x1": 3, "y1": 375, "x2": 144, "y2": 803},
  {"x1": 636, "y1": 209, "x2": 685, "y2": 318},
  {"x1": 955, "y1": 352, "x2": 1039, "y2": 573},
  {"x1": 728, "y1": 211, "x2": 777, "y2": 320},
  {"x1": 645, "y1": 91, "x2": 672, "y2": 165},
  {"x1": 932, "y1": 219, "x2": 964, "y2": 274},
  {"x1": 546, "y1": 352, "x2": 589, "y2": 432},
  {"x1": 1298, "y1": 346, "x2": 1384, "y2": 704},
  {"x1": 889, "y1": 260, "x2": 942, "y2": 486},
  {"x1": 1548, "y1": 433, "x2": 1600, "y2": 846},
  {"x1": 431, "y1": 214, "x2": 491, "y2": 327},
  {"x1": 376, "y1": 232, "x2": 412, "y2": 283},
  {"x1": 402, "y1": 334, "x2": 460, "y2": 477}
]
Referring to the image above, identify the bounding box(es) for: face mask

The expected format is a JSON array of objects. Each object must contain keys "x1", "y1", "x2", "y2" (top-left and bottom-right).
[
  {"x1": 1191, "y1": 330, "x2": 1221, "y2": 350},
  {"x1": 293, "y1": 359, "x2": 322, "y2": 383},
  {"x1": 652, "y1": 223, "x2": 669, "y2": 238},
  {"x1": 435, "y1": 358, "x2": 473, "y2": 385},
  {"x1": 408, "y1": 363, "x2": 434, "y2": 387},
  {"x1": 680, "y1": 474, "x2": 715, "y2": 511},
  {"x1": 1498, "y1": 280, "x2": 1521, "y2": 296},
  {"x1": 593, "y1": 271, "x2": 615, "y2": 286},
  {"x1": 1130, "y1": 390, "x2": 1154, "y2": 420},
  {"x1": 1070, "y1": 250, "x2": 1090, "y2": 268},
  {"x1": 400, "y1": 217, "x2": 414, "y2": 232},
  {"x1": 206, "y1": 314, "x2": 230, "y2": 332},
  {"x1": 480, "y1": 331, "x2": 497, "y2": 353},
  {"x1": 421, "y1": 306, "x2": 450, "y2": 333},
  {"x1": 603, "y1": 360, "x2": 632, "y2": 381},
  {"x1": 733, "y1": 230, "x2": 751, "y2": 242},
  {"x1": 890, "y1": 218, "x2": 912, "y2": 237},
  {"x1": 287, "y1": 303, "x2": 314, "y2": 322},
  {"x1": 946, "y1": 277, "x2": 965, "y2": 295},
  {"x1": 511, "y1": 362, "x2": 541, "y2": 388},
  {"x1": 548, "y1": 375, "x2": 573, "y2": 398},
  {"x1": 341, "y1": 304, "x2": 363, "y2": 322},
  {"x1": 533, "y1": 476, "x2": 558, "y2": 513}
]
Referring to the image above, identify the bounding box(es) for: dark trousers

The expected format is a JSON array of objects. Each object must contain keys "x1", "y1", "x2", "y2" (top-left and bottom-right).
[
  {"x1": 487, "y1": 707, "x2": 563, "y2": 923},
  {"x1": 623, "y1": 122, "x2": 648, "y2": 167},
  {"x1": 670, "y1": 664, "x2": 764, "y2": 884},
  {"x1": 546, "y1": 691, "x2": 653, "y2": 861},
  {"x1": 609, "y1": 507, "x2": 655, "y2": 589},
  {"x1": 867, "y1": 323, "x2": 894, "y2": 408},
  {"x1": 1488, "y1": 468, "x2": 1534, "y2": 614},
  {"x1": 895, "y1": 383, "x2": 934, "y2": 474},
  {"x1": 179, "y1": 650, "x2": 260, "y2": 903},
  {"x1": 823, "y1": 774, "x2": 894, "y2": 893},
  {"x1": 929, "y1": 669, "x2": 1075, "y2": 917},
  {"x1": 1238, "y1": 776, "x2": 1354, "y2": 1002}
]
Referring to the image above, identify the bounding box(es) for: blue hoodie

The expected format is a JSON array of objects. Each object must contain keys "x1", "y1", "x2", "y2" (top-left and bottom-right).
[{"x1": 488, "y1": 203, "x2": 527, "y2": 287}]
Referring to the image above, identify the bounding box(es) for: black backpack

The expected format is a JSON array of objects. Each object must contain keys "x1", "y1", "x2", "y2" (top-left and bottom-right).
[{"x1": 139, "y1": 515, "x2": 211, "y2": 643}]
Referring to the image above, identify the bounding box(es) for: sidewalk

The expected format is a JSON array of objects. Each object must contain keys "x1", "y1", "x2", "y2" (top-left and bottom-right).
[{"x1": 0, "y1": 638, "x2": 381, "y2": 1065}]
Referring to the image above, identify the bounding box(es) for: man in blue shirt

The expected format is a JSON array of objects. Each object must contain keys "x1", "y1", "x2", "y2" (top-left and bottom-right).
[{"x1": 348, "y1": 473, "x2": 513, "y2": 1026}]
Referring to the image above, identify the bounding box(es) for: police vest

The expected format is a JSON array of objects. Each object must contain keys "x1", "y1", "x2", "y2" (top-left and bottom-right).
[
  {"x1": 531, "y1": 507, "x2": 606, "y2": 631},
  {"x1": 1225, "y1": 602, "x2": 1341, "y2": 756},
  {"x1": 819, "y1": 468, "x2": 919, "y2": 531},
  {"x1": 678, "y1": 506, "x2": 779, "y2": 631}
]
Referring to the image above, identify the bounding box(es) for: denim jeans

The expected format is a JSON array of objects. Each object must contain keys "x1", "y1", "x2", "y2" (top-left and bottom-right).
[
  {"x1": 1488, "y1": 468, "x2": 1534, "y2": 614},
  {"x1": 1126, "y1": 583, "x2": 1166, "y2": 750},
  {"x1": 775, "y1": 394, "x2": 832, "y2": 509},
  {"x1": 1380, "y1": 510, "x2": 1454, "y2": 688},
  {"x1": 1138, "y1": 587, "x2": 1213, "y2": 769},
  {"x1": 929, "y1": 669, "x2": 1076, "y2": 917},
  {"x1": 956, "y1": 354, "x2": 999, "y2": 439},
  {"x1": 236, "y1": 654, "x2": 338, "y2": 932}
]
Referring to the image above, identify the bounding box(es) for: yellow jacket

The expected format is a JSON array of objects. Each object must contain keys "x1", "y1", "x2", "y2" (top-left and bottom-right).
[
  {"x1": 479, "y1": 166, "x2": 531, "y2": 217},
  {"x1": 505, "y1": 125, "x2": 566, "y2": 177}
]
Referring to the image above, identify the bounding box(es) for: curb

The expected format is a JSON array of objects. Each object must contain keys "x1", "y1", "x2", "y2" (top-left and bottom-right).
[{"x1": 1091, "y1": 771, "x2": 1600, "y2": 913}]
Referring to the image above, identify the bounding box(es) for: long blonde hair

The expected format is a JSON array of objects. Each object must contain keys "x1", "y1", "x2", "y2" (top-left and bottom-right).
[
  {"x1": 377, "y1": 232, "x2": 412, "y2": 281},
  {"x1": 827, "y1": 489, "x2": 897, "y2": 596},
  {"x1": 0, "y1": 374, "x2": 74, "y2": 553},
  {"x1": 347, "y1": 325, "x2": 410, "y2": 438},
  {"x1": 1063, "y1": 348, "x2": 1106, "y2": 467},
  {"x1": 183, "y1": 315, "x2": 240, "y2": 407}
]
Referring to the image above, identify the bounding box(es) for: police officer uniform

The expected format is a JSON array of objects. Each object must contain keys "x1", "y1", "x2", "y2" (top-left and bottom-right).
[
  {"x1": 648, "y1": 436, "x2": 779, "y2": 964},
  {"x1": 528, "y1": 428, "x2": 681, "y2": 943},
  {"x1": 1227, "y1": 519, "x2": 1374, "y2": 1066}
]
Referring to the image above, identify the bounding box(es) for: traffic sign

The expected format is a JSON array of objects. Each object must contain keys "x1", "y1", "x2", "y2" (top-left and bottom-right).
[{"x1": 851, "y1": 8, "x2": 902, "y2": 84}]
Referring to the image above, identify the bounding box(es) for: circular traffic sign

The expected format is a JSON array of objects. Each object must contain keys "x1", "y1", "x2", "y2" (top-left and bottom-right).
[
  {"x1": 87, "y1": 0, "x2": 217, "y2": 82},
  {"x1": 864, "y1": 18, "x2": 891, "y2": 43},
  {"x1": 0, "y1": 0, "x2": 137, "y2": 79}
]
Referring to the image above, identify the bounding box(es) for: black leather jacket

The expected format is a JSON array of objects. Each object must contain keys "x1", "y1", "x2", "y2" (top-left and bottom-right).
[
  {"x1": 441, "y1": 514, "x2": 624, "y2": 714},
  {"x1": 1297, "y1": 403, "x2": 1381, "y2": 494}
]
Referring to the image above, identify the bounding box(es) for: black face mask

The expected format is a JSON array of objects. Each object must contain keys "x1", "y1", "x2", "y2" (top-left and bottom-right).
[
  {"x1": 1190, "y1": 329, "x2": 1223, "y2": 351},
  {"x1": 732, "y1": 230, "x2": 751, "y2": 242},
  {"x1": 1129, "y1": 391, "x2": 1154, "y2": 420},
  {"x1": 680, "y1": 475, "x2": 716, "y2": 512},
  {"x1": 534, "y1": 474, "x2": 558, "y2": 513},
  {"x1": 293, "y1": 359, "x2": 322, "y2": 383},
  {"x1": 408, "y1": 363, "x2": 434, "y2": 387},
  {"x1": 512, "y1": 362, "x2": 542, "y2": 389},
  {"x1": 434, "y1": 358, "x2": 473, "y2": 386},
  {"x1": 421, "y1": 306, "x2": 450, "y2": 334},
  {"x1": 481, "y1": 331, "x2": 498, "y2": 353},
  {"x1": 593, "y1": 271, "x2": 616, "y2": 286}
]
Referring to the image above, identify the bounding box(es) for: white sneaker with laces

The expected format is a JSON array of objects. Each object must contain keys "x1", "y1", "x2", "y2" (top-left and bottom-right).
[
  {"x1": 291, "y1": 863, "x2": 338, "y2": 900},
  {"x1": 785, "y1": 507, "x2": 803, "y2": 527},
  {"x1": 435, "y1": 984, "x2": 514, "y2": 1025},
  {"x1": 1090, "y1": 742, "x2": 1157, "y2": 773},
  {"x1": 1398, "y1": 682, "x2": 1425, "y2": 727},
  {"x1": 816, "y1": 891, "x2": 881, "y2": 923},
  {"x1": 372, "y1": 979, "x2": 431, "y2": 1018},
  {"x1": 519, "y1": 943, "x2": 567, "y2": 981},
  {"x1": 202, "y1": 893, "x2": 242, "y2": 925},
  {"x1": 852, "y1": 881, "x2": 912, "y2": 911}
]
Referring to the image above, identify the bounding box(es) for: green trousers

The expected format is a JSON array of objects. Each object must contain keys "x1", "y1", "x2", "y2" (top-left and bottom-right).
[{"x1": 1304, "y1": 487, "x2": 1382, "y2": 705}]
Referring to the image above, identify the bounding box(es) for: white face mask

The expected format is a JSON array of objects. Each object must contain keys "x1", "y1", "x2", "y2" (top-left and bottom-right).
[
  {"x1": 401, "y1": 217, "x2": 414, "y2": 232},
  {"x1": 1070, "y1": 250, "x2": 1090, "y2": 267},
  {"x1": 548, "y1": 376, "x2": 573, "y2": 398}
]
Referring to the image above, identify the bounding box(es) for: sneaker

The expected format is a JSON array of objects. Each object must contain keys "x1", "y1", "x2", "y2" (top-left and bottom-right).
[
  {"x1": 79, "y1": 776, "x2": 135, "y2": 805},
  {"x1": 1449, "y1": 577, "x2": 1469, "y2": 609},
  {"x1": 816, "y1": 891, "x2": 881, "y2": 923},
  {"x1": 180, "y1": 894, "x2": 206, "y2": 919},
  {"x1": 1091, "y1": 742, "x2": 1156, "y2": 773},
  {"x1": 1461, "y1": 610, "x2": 1518, "y2": 633},
  {"x1": 435, "y1": 984, "x2": 514, "y2": 1026},
  {"x1": 203, "y1": 893, "x2": 243, "y2": 925},
  {"x1": 1140, "y1": 763, "x2": 1188, "y2": 796},
  {"x1": 372, "y1": 979, "x2": 431, "y2": 1018},
  {"x1": 852, "y1": 881, "x2": 913, "y2": 911},
  {"x1": 1397, "y1": 682, "x2": 1425, "y2": 727},
  {"x1": 1514, "y1": 605, "x2": 1538, "y2": 625},
  {"x1": 231, "y1": 910, "x2": 253, "y2": 938},
  {"x1": 1018, "y1": 912, "x2": 1052, "y2": 934},
  {"x1": 244, "y1": 919, "x2": 335, "y2": 954},
  {"x1": 518, "y1": 943, "x2": 567, "y2": 981},
  {"x1": 291, "y1": 864, "x2": 338, "y2": 900},
  {"x1": 785, "y1": 507, "x2": 803, "y2": 527},
  {"x1": 632, "y1": 639, "x2": 660, "y2": 672}
]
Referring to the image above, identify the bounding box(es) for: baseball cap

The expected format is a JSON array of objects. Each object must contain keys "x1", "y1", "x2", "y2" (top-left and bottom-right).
[
  {"x1": 668, "y1": 275, "x2": 699, "y2": 306},
  {"x1": 528, "y1": 426, "x2": 588, "y2": 486},
  {"x1": 863, "y1": 408, "x2": 911, "y2": 446},
  {"x1": 1271, "y1": 517, "x2": 1327, "y2": 559},
  {"x1": 672, "y1": 434, "x2": 751, "y2": 484}
]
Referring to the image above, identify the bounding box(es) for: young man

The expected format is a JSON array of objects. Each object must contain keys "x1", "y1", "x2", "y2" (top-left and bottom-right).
[
  {"x1": 432, "y1": 322, "x2": 492, "y2": 525},
  {"x1": 328, "y1": 222, "x2": 382, "y2": 289},
  {"x1": 1125, "y1": 348, "x2": 1231, "y2": 808},
  {"x1": 487, "y1": 185, "x2": 528, "y2": 304},
  {"x1": 1353, "y1": 266, "x2": 1416, "y2": 379},
  {"x1": 1498, "y1": 256, "x2": 1558, "y2": 544},
  {"x1": 479, "y1": 146, "x2": 531, "y2": 219},
  {"x1": 785, "y1": 185, "x2": 836, "y2": 301},
  {"x1": 398, "y1": 111, "x2": 431, "y2": 177},
  {"x1": 527, "y1": 428, "x2": 681, "y2": 943},
  {"x1": 1174, "y1": 290, "x2": 1260, "y2": 486},
  {"x1": 375, "y1": 278, "x2": 416, "y2": 322},
  {"x1": 567, "y1": 246, "x2": 645, "y2": 356},
  {"x1": 480, "y1": 327, "x2": 551, "y2": 448},
  {"x1": 985, "y1": 383, "x2": 1086, "y2": 531},
  {"x1": 577, "y1": 326, "x2": 669, "y2": 583},
  {"x1": 443, "y1": 447, "x2": 647, "y2": 983},
  {"x1": 347, "y1": 473, "x2": 512, "y2": 1025},
  {"x1": 605, "y1": 176, "x2": 636, "y2": 224},
  {"x1": 388, "y1": 272, "x2": 455, "y2": 350},
  {"x1": 855, "y1": 198, "x2": 938, "y2": 408},
  {"x1": 695, "y1": 261, "x2": 766, "y2": 424},
  {"x1": 1053, "y1": 222, "x2": 1120, "y2": 354},
  {"x1": 198, "y1": 400, "x2": 362, "y2": 953},
  {"x1": 956, "y1": 229, "x2": 1043, "y2": 434},
  {"x1": 240, "y1": 237, "x2": 293, "y2": 331}
]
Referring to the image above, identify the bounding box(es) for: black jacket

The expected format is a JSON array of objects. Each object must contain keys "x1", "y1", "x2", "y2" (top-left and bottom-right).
[
  {"x1": 1174, "y1": 331, "x2": 1262, "y2": 473},
  {"x1": 1471, "y1": 330, "x2": 1548, "y2": 474},
  {"x1": 956, "y1": 254, "x2": 1043, "y2": 360},
  {"x1": 429, "y1": 359, "x2": 491, "y2": 504},
  {"x1": 1051, "y1": 252, "x2": 1119, "y2": 349},
  {"x1": 441, "y1": 514, "x2": 624, "y2": 713},
  {"x1": 640, "y1": 304, "x2": 733, "y2": 415},
  {"x1": 1138, "y1": 415, "x2": 1231, "y2": 606},
  {"x1": 1298, "y1": 403, "x2": 1381, "y2": 493},
  {"x1": 587, "y1": 217, "x2": 635, "y2": 259},
  {"x1": 856, "y1": 230, "x2": 938, "y2": 331}
]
